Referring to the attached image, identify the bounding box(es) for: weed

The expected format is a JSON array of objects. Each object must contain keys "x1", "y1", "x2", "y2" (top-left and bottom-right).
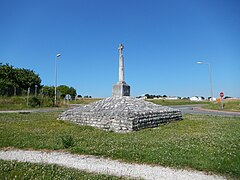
[
  {"x1": 203, "y1": 100, "x2": 240, "y2": 112},
  {"x1": 60, "y1": 134, "x2": 74, "y2": 148},
  {"x1": 29, "y1": 97, "x2": 41, "y2": 107}
]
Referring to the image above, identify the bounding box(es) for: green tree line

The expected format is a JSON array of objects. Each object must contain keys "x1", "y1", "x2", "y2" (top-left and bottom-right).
[
  {"x1": 42, "y1": 85, "x2": 77, "y2": 103},
  {"x1": 0, "y1": 63, "x2": 77, "y2": 101},
  {"x1": 0, "y1": 63, "x2": 41, "y2": 96}
]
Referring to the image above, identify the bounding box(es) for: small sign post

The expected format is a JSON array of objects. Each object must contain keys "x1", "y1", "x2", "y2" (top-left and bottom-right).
[{"x1": 220, "y1": 92, "x2": 224, "y2": 110}]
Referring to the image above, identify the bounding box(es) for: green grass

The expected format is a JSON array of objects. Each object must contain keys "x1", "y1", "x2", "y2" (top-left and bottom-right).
[
  {"x1": 0, "y1": 96, "x2": 101, "y2": 110},
  {"x1": 203, "y1": 100, "x2": 240, "y2": 112},
  {"x1": 0, "y1": 96, "x2": 27, "y2": 110},
  {"x1": 70, "y1": 98, "x2": 102, "y2": 105},
  {"x1": 0, "y1": 112, "x2": 239, "y2": 179},
  {"x1": 0, "y1": 160, "x2": 124, "y2": 179},
  {"x1": 0, "y1": 96, "x2": 69, "y2": 110},
  {"x1": 147, "y1": 99, "x2": 209, "y2": 106}
]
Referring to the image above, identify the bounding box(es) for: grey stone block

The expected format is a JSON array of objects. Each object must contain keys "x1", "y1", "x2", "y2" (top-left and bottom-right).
[
  {"x1": 59, "y1": 97, "x2": 182, "y2": 133},
  {"x1": 112, "y1": 83, "x2": 130, "y2": 97}
]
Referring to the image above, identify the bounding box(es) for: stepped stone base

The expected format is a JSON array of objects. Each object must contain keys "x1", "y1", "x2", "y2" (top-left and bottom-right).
[
  {"x1": 112, "y1": 82, "x2": 130, "y2": 97},
  {"x1": 59, "y1": 97, "x2": 182, "y2": 133}
]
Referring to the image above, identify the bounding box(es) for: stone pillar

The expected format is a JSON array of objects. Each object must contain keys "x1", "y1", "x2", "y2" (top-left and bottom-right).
[
  {"x1": 119, "y1": 44, "x2": 124, "y2": 83},
  {"x1": 112, "y1": 44, "x2": 130, "y2": 97}
]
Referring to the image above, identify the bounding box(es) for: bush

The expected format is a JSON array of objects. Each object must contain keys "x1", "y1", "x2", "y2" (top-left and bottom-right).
[
  {"x1": 60, "y1": 135, "x2": 74, "y2": 148},
  {"x1": 29, "y1": 97, "x2": 41, "y2": 107},
  {"x1": 41, "y1": 96, "x2": 55, "y2": 107}
]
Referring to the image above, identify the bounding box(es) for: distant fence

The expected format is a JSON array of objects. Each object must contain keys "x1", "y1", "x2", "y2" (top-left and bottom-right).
[{"x1": 0, "y1": 87, "x2": 38, "y2": 96}]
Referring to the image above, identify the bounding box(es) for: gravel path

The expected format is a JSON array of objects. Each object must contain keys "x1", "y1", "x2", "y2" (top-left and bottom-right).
[{"x1": 0, "y1": 149, "x2": 225, "y2": 180}]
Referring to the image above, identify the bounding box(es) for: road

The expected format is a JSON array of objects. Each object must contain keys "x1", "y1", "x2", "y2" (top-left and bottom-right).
[
  {"x1": 170, "y1": 104, "x2": 240, "y2": 117},
  {"x1": 0, "y1": 104, "x2": 240, "y2": 117}
]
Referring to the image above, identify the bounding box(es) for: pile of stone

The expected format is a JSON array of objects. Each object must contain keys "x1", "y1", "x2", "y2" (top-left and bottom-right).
[{"x1": 59, "y1": 97, "x2": 182, "y2": 133}]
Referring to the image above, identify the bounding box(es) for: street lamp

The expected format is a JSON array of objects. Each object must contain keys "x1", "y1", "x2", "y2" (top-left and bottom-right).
[
  {"x1": 54, "y1": 53, "x2": 61, "y2": 106},
  {"x1": 197, "y1": 61, "x2": 213, "y2": 101}
]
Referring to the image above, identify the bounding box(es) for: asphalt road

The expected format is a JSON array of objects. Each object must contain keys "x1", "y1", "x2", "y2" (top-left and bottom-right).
[
  {"x1": 0, "y1": 104, "x2": 240, "y2": 117},
  {"x1": 170, "y1": 105, "x2": 240, "y2": 117}
]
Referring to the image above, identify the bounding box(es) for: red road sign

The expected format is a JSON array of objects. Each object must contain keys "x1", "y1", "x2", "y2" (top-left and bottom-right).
[{"x1": 220, "y1": 92, "x2": 224, "y2": 98}]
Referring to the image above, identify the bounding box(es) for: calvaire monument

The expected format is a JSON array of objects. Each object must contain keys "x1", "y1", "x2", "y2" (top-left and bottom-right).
[
  {"x1": 59, "y1": 44, "x2": 182, "y2": 133},
  {"x1": 112, "y1": 43, "x2": 130, "y2": 97}
]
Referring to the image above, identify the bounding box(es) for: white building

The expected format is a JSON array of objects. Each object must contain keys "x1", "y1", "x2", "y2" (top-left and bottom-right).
[
  {"x1": 209, "y1": 97, "x2": 217, "y2": 101},
  {"x1": 165, "y1": 96, "x2": 178, "y2": 100},
  {"x1": 190, "y1": 96, "x2": 203, "y2": 101}
]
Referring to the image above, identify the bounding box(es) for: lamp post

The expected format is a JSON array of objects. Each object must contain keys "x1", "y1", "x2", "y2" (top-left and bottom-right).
[
  {"x1": 197, "y1": 61, "x2": 213, "y2": 101},
  {"x1": 54, "y1": 53, "x2": 61, "y2": 106}
]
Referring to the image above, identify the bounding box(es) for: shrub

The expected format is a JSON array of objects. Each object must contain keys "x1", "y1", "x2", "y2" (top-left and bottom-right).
[
  {"x1": 60, "y1": 135, "x2": 74, "y2": 148},
  {"x1": 29, "y1": 97, "x2": 41, "y2": 107}
]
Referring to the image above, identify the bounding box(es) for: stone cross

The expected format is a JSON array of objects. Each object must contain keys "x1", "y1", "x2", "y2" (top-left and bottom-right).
[
  {"x1": 118, "y1": 43, "x2": 124, "y2": 56},
  {"x1": 118, "y1": 44, "x2": 125, "y2": 83},
  {"x1": 112, "y1": 43, "x2": 130, "y2": 97}
]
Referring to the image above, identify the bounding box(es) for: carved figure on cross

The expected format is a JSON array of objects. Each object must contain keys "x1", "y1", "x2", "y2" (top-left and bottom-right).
[{"x1": 118, "y1": 44, "x2": 124, "y2": 56}]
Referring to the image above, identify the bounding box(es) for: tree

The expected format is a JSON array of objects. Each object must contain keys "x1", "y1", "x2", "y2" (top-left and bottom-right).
[
  {"x1": 144, "y1": 94, "x2": 150, "y2": 98},
  {"x1": 57, "y1": 85, "x2": 69, "y2": 98},
  {"x1": 57, "y1": 85, "x2": 77, "y2": 99},
  {"x1": 224, "y1": 96, "x2": 232, "y2": 99},
  {"x1": 42, "y1": 86, "x2": 55, "y2": 106},
  {"x1": 0, "y1": 63, "x2": 17, "y2": 95},
  {"x1": 15, "y1": 68, "x2": 41, "y2": 92},
  {"x1": 42, "y1": 86, "x2": 55, "y2": 97},
  {"x1": 0, "y1": 63, "x2": 42, "y2": 96},
  {"x1": 68, "y1": 87, "x2": 77, "y2": 98}
]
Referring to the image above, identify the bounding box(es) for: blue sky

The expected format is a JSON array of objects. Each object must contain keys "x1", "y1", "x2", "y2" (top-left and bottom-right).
[{"x1": 1, "y1": 0, "x2": 240, "y2": 98}]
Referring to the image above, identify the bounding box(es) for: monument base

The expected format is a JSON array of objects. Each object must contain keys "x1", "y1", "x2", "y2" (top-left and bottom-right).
[
  {"x1": 112, "y1": 82, "x2": 130, "y2": 97},
  {"x1": 59, "y1": 97, "x2": 182, "y2": 133}
]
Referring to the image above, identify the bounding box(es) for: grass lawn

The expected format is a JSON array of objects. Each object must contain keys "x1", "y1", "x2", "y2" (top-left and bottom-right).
[
  {"x1": 0, "y1": 96, "x2": 209, "y2": 111},
  {"x1": 0, "y1": 112, "x2": 239, "y2": 179},
  {"x1": 147, "y1": 99, "x2": 209, "y2": 106},
  {"x1": 0, "y1": 160, "x2": 122, "y2": 179},
  {"x1": 203, "y1": 100, "x2": 240, "y2": 112},
  {"x1": 70, "y1": 98, "x2": 102, "y2": 105},
  {"x1": 0, "y1": 96, "x2": 101, "y2": 110},
  {"x1": 0, "y1": 96, "x2": 28, "y2": 110},
  {"x1": 0, "y1": 96, "x2": 63, "y2": 110}
]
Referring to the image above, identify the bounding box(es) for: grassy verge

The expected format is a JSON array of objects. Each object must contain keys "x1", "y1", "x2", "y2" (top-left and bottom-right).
[
  {"x1": 203, "y1": 100, "x2": 240, "y2": 112},
  {"x1": 70, "y1": 98, "x2": 102, "y2": 105},
  {"x1": 0, "y1": 96, "x2": 101, "y2": 110},
  {"x1": 0, "y1": 96, "x2": 61, "y2": 110},
  {"x1": 0, "y1": 96, "x2": 27, "y2": 110},
  {"x1": 0, "y1": 112, "x2": 239, "y2": 178},
  {"x1": 0, "y1": 160, "x2": 123, "y2": 179},
  {"x1": 147, "y1": 99, "x2": 209, "y2": 106}
]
